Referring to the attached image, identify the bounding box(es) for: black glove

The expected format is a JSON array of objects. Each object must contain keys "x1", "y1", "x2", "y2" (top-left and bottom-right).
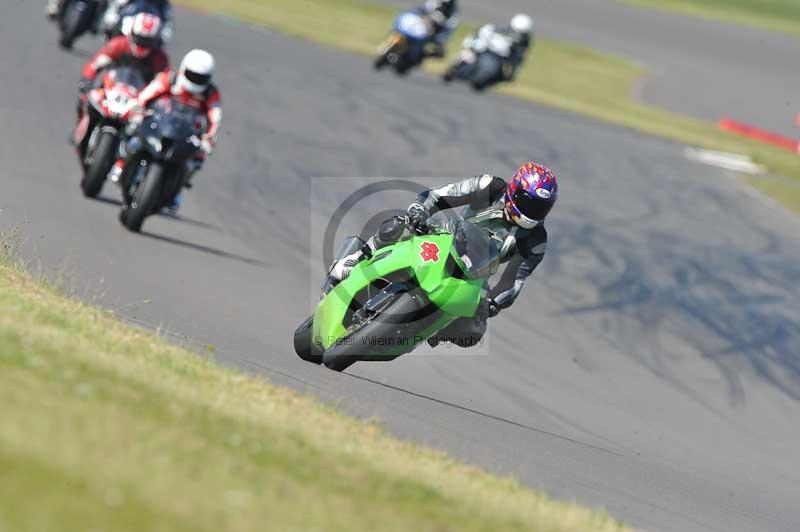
[{"x1": 407, "y1": 202, "x2": 430, "y2": 232}]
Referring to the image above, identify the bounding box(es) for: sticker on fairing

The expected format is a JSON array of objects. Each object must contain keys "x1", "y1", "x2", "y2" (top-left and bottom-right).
[{"x1": 419, "y1": 241, "x2": 440, "y2": 262}]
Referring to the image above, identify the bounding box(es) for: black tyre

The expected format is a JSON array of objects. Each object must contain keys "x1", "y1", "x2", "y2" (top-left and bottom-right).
[
  {"x1": 443, "y1": 63, "x2": 464, "y2": 83},
  {"x1": 322, "y1": 290, "x2": 426, "y2": 372},
  {"x1": 471, "y1": 80, "x2": 490, "y2": 92},
  {"x1": 294, "y1": 315, "x2": 323, "y2": 364},
  {"x1": 374, "y1": 53, "x2": 389, "y2": 70},
  {"x1": 394, "y1": 59, "x2": 412, "y2": 76},
  {"x1": 123, "y1": 162, "x2": 163, "y2": 233},
  {"x1": 81, "y1": 130, "x2": 117, "y2": 198},
  {"x1": 59, "y1": 31, "x2": 75, "y2": 50},
  {"x1": 59, "y1": 2, "x2": 90, "y2": 49}
]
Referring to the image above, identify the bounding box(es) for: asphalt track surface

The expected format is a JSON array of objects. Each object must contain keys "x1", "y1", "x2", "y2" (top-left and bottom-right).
[
  {"x1": 382, "y1": 0, "x2": 800, "y2": 137},
  {"x1": 3, "y1": 4, "x2": 800, "y2": 532}
]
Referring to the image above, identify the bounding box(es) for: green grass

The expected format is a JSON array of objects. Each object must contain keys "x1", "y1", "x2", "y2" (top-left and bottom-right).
[
  {"x1": 175, "y1": 0, "x2": 800, "y2": 214},
  {"x1": 623, "y1": 0, "x2": 800, "y2": 36},
  {"x1": 0, "y1": 243, "x2": 629, "y2": 532},
  {"x1": 746, "y1": 174, "x2": 800, "y2": 213}
]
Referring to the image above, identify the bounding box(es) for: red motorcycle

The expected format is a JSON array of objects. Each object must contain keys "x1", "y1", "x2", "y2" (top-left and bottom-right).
[{"x1": 77, "y1": 66, "x2": 145, "y2": 198}]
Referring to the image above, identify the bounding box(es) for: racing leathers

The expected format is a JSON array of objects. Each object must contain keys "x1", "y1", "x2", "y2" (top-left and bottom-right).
[
  {"x1": 74, "y1": 35, "x2": 170, "y2": 159},
  {"x1": 329, "y1": 174, "x2": 548, "y2": 348}
]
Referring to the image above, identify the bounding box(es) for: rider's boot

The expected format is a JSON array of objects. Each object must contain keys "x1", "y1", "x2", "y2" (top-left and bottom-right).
[{"x1": 165, "y1": 192, "x2": 182, "y2": 216}]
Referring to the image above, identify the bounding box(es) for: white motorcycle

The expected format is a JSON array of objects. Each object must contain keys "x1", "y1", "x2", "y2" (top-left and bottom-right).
[{"x1": 443, "y1": 25, "x2": 514, "y2": 91}]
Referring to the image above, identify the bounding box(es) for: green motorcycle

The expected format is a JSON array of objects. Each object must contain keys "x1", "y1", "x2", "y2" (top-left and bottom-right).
[{"x1": 294, "y1": 213, "x2": 499, "y2": 371}]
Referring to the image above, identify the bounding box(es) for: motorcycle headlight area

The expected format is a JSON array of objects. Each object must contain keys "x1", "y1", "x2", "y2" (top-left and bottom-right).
[{"x1": 107, "y1": 96, "x2": 132, "y2": 117}]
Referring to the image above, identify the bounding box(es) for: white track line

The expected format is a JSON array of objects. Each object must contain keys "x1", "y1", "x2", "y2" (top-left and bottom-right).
[{"x1": 683, "y1": 147, "x2": 765, "y2": 175}]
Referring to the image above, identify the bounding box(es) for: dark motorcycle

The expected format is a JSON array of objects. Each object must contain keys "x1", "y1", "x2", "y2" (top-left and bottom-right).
[
  {"x1": 443, "y1": 31, "x2": 513, "y2": 91},
  {"x1": 374, "y1": 10, "x2": 434, "y2": 75},
  {"x1": 119, "y1": 98, "x2": 204, "y2": 232},
  {"x1": 102, "y1": 0, "x2": 171, "y2": 41},
  {"x1": 58, "y1": 0, "x2": 105, "y2": 49},
  {"x1": 80, "y1": 66, "x2": 146, "y2": 198}
]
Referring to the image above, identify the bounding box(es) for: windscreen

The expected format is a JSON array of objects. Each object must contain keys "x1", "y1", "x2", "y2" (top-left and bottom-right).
[
  {"x1": 151, "y1": 98, "x2": 205, "y2": 140},
  {"x1": 111, "y1": 66, "x2": 146, "y2": 89},
  {"x1": 427, "y1": 214, "x2": 499, "y2": 280},
  {"x1": 334, "y1": 236, "x2": 368, "y2": 260}
]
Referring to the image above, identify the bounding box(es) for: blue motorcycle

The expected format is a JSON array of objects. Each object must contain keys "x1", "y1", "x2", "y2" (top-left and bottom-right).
[{"x1": 374, "y1": 10, "x2": 434, "y2": 75}]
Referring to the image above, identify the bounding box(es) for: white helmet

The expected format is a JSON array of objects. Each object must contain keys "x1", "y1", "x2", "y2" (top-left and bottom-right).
[
  {"x1": 510, "y1": 13, "x2": 533, "y2": 34},
  {"x1": 176, "y1": 49, "x2": 215, "y2": 95}
]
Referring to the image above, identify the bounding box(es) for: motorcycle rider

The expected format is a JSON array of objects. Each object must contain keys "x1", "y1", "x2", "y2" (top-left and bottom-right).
[
  {"x1": 101, "y1": 0, "x2": 174, "y2": 42},
  {"x1": 415, "y1": 0, "x2": 459, "y2": 58},
  {"x1": 74, "y1": 12, "x2": 169, "y2": 162},
  {"x1": 445, "y1": 13, "x2": 533, "y2": 84},
  {"x1": 328, "y1": 162, "x2": 557, "y2": 348},
  {"x1": 500, "y1": 14, "x2": 533, "y2": 80},
  {"x1": 47, "y1": 0, "x2": 108, "y2": 31},
  {"x1": 108, "y1": 49, "x2": 221, "y2": 210}
]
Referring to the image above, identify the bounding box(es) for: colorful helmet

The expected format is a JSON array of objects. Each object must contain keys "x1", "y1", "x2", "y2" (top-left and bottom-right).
[
  {"x1": 126, "y1": 12, "x2": 162, "y2": 58},
  {"x1": 504, "y1": 162, "x2": 558, "y2": 229},
  {"x1": 176, "y1": 49, "x2": 215, "y2": 95}
]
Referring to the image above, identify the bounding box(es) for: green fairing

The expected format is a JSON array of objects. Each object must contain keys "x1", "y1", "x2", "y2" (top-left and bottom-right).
[{"x1": 313, "y1": 233, "x2": 484, "y2": 354}]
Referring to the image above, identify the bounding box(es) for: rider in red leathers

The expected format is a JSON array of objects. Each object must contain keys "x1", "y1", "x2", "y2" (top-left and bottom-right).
[
  {"x1": 74, "y1": 12, "x2": 168, "y2": 160},
  {"x1": 78, "y1": 12, "x2": 168, "y2": 91}
]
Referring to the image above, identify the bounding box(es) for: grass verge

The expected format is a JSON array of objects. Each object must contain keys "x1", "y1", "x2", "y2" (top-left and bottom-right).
[
  {"x1": 176, "y1": 0, "x2": 800, "y2": 214},
  {"x1": 622, "y1": 0, "x2": 800, "y2": 36},
  {"x1": 0, "y1": 243, "x2": 629, "y2": 532}
]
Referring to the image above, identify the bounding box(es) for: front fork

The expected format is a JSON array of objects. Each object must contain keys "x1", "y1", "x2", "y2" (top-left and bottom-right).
[{"x1": 74, "y1": 103, "x2": 99, "y2": 164}]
